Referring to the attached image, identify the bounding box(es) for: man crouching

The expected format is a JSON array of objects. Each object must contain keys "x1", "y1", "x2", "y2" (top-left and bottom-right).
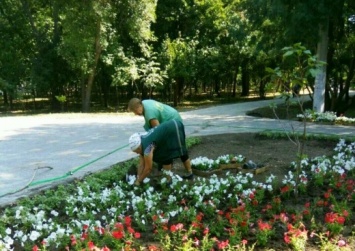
[{"x1": 128, "y1": 120, "x2": 194, "y2": 186}]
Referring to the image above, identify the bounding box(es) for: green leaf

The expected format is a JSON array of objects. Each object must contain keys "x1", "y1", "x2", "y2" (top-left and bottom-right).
[{"x1": 283, "y1": 51, "x2": 294, "y2": 58}]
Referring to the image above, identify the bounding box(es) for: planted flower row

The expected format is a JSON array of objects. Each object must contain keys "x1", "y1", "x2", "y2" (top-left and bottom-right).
[
  {"x1": 297, "y1": 109, "x2": 355, "y2": 125},
  {"x1": 0, "y1": 140, "x2": 354, "y2": 250},
  {"x1": 191, "y1": 154, "x2": 246, "y2": 171}
]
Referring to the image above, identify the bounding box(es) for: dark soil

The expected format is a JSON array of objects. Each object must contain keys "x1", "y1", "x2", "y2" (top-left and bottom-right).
[{"x1": 174, "y1": 133, "x2": 336, "y2": 182}]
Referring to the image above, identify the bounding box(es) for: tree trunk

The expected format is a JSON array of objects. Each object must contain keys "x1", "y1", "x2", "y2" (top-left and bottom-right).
[
  {"x1": 313, "y1": 20, "x2": 329, "y2": 113},
  {"x1": 82, "y1": 22, "x2": 102, "y2": 112},
  {"x1": 231, "y1": 71, "x2": 237, "y2": 97},
  {"x1": 259, "y1": 80, "x2": 266, "y2": 99},
  {"x1": 173, "y1": 77, "x2": 184, "y2": 106},
  {"x1": 241, "y1": 63, "x2": 250, "y2": 97}
]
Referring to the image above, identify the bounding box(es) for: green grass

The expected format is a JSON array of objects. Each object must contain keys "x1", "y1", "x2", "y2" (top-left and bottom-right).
[{"x1": 246, "y1": 100, "x2": 314, "y2": 120}]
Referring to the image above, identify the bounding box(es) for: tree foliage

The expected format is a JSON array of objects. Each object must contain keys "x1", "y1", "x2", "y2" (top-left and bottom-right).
[{"x1": 0, "y1": 0, "x2": 354, "y2": 114}]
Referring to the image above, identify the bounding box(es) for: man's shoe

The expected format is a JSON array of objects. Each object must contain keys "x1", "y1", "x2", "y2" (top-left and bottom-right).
[{"x1": 182, "y1": 173, "x2": 194, "y2": 180}]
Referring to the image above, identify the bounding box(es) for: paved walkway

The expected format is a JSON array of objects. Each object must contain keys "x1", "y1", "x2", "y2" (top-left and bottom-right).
[{"x1": 0, "y1": 96, "x2": 354, "y2": 206}]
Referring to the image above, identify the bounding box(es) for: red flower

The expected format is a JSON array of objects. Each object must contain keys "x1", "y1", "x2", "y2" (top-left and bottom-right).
[
  {"x1": 325, "y1": 212, "x2": 338, "y2": 224},
  {"x1": 32, "y1": 245, "x2": 39, "y2": 251},
  {"x1": 280, "y1": 185, "x2": 290, "y2": 193},
  {"x1": 316, "y1": 200, "x2": 324, "y2": 207},
  {"x1": 229, "y1": 218, "x2": 238, "y2": 225},
  {"x1": 88, "y1": 241, "x2": 95, "y2": 249},
  {"x1": 336, "y1": 216, "x2": 345, "y2": 225},
  {"x1": 101, "y1": 246, "x2": 111, "y2": 251},
  {"x1": 252, "y1": 200, "x2": 258, "y2": 206},
  {"x1": 303, "y1": 209, "x2": 310, "y2": 216},
  {"x1": 127, "y1": 226, "x2": 135, "y2": 234},
  {"x1": 249, "y1": 192, "x2": 255, "y2": 199},
  {"x1": 324, "y1": 189, "x2": 332, "y2": 199},
  {"x1": 258, "y1": 220, "x2": 272, "y2": 231},
  {"x1": 148, "y1": 245, "x2": 159, "y2": 251},
  {"x1": 284, "y1": 234, "x2": 291, "y2": 244},
  {"x1": 124, "y1": 216, "x2": 132, "y2": 226},
  {"x1": 115, "y1": 222, "x2": 124, "y2": 231},
  {"x1": 134, "y1": 232, "x2": 141, "y2": 239},
  {"x1": 112, "y1": 230, "x2": 124, "y2": 239},
  {"x1": 81, "y1": 232, "x2": 88, "y2": 240},
  {"x1": 196, "y1": 212, "x2": 204, "y2": 221},
  {"x1": 170, "y1": 224, "x2": 177, "y2": 233}
]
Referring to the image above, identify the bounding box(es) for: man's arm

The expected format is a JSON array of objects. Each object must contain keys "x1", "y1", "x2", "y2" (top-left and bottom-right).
[
  {"x1": 149, "y1": 119, "x2": 159, "y2": 128},
  {"x1": 136, "y1": 145, "x2": 155, "y2": 184}
]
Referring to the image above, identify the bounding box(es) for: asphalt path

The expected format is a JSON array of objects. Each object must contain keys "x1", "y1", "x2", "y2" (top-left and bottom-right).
[{"x1": 1, "y1": 96, "x2": 354, "y2": 206}]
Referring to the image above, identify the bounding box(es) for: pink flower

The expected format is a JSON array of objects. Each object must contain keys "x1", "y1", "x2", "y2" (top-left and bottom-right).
[
  {"x1": 342, "y1": 210, "x2": 349, "y2": 217},
  {"x1": 203, "y1": 227, "x2": 209, "y2": 235},
  {"x1": 338, "y1": 239, "x2": 347, "y2": 247},
  {"x1": 217, "y1": 240, "x2": 229, "y2": 249},
  {"x1": 101, "y1": 246, "x2": 111, "y2": 251}
]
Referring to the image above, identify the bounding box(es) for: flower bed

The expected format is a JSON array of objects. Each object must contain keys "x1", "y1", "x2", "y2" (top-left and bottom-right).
[
  {"x1": 1, "y1": 140, "x2": 355, "y2": 250},
  {"x1": 297, "y1": 109, "x2": 355, "y2": 126}
]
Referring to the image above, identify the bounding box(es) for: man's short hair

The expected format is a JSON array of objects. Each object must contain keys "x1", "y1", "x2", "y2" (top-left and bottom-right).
[{"x1": 128, "y1": 98, "x2": 142, "y2": 112}]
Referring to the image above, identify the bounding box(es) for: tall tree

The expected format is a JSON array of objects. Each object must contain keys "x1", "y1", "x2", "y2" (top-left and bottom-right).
[
  {"x1": 243, "y1": 0, "x2": 355, "y2": 114},
  {"x1": 59, "y1": 0, "x2": 157, "y2": 112}
]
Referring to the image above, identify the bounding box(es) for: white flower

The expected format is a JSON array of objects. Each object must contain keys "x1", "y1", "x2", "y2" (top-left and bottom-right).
[
  {"x1": 21, "y1": 234, "x2": 28, "y2": 243},
  {"x1": 3, "y1": 235, "x2": 14, "y2": 247},
  {"x1": 15, "y1": 230, "x2": 24, "y2": 238},
  {"x1": 29, "y1": 230, "x2": 41, "y2": 241},
  {"x1": 78, "y1": 187, "x2": 84, "y2": 196},
  {"x1": 142, "y1": 177, "x2": 151, "y2": 183},
  {"x1": 56, "y1": 227, "x2": 65, "y2": 237},
  {"x1": 169, "y1": 210, "x2": 178, "y2": 217},
  {"x1": 5, "y1": 228, "x2": 11, "y2": 235},
  {"x1": 51, "y1": 210, "x2": 59, "y2": 217},
  {"x1": 47, "y1": 232, "x2": 57, "y2": 242}
]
